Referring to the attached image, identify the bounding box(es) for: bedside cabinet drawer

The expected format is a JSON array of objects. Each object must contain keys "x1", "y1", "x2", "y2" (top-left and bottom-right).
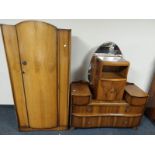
[
  {"x1": 124, "y1": 105, "x2": 145, "y2": 114},
  {"x1": 71, "y1": 82, "x2": 92, "y2": 105},
  {"x1": 72, "y1": 96, "x2": 91, "y2": 105},
  {"x1": 124, "y1": 84, "x2": 148, "y2": 106}
]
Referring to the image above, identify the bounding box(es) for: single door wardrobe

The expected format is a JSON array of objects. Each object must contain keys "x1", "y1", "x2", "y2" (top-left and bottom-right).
[{"x1": 1, "y1": 21, "x2": 71, "y2": 131}]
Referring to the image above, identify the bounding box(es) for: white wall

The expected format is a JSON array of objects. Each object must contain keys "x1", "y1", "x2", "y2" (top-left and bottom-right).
[{"x1": 0, "y1": 19, "x2": 155, "y2": 105}]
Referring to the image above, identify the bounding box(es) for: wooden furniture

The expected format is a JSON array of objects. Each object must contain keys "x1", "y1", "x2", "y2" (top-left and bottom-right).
[
  {"x1": 71, "y1": 82, "x2": 91, "y2": 105},
  {"x1": 89, "y1": 55, "x2": 129, "y2": 101},
  {"x1": 71, "y1": 52, "x2": 148, "y2": 128},
  {"x1": 71, "y1": 82, "x2": 148, "y2": 128},
  {"x1": 1, "y1": 21, "x2": 71, "y2": 131},
  {"x1": 145, "y1": 72, "x2": 155, "y2": 120}
]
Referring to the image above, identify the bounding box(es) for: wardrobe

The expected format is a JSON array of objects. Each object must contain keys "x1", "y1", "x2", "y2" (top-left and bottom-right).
[
  {"x1": 146, "y1": 71, "x2": 155, "y2": 121},
  {"x1": 1, "y1": 21, "x2": 71, "y2": 131}
]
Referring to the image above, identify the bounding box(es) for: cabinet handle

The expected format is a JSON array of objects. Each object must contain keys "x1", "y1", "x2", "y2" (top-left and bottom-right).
[
  {"x1": 64, "y1": 44, "x2": 67, "y2": 47},
  {"x1": 22, "y1": 61, "x2": 27, "y2": 65}
]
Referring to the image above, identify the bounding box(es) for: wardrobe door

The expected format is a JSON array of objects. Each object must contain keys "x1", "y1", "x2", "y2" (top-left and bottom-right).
[{"x1": 15, "y1": 21, "x2": 58, "y2": 129}]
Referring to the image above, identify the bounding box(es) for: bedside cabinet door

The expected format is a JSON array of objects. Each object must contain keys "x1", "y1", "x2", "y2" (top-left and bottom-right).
[{"x1": 97, "y1": 80, "x2": 126, "y2": 101}]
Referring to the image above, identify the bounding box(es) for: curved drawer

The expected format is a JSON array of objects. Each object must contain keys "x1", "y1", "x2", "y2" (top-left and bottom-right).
[{"x1": 72, "y1": 115, "x2": 142, "y2": 128}]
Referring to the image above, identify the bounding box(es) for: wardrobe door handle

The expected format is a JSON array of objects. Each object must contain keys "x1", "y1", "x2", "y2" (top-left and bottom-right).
[{"x1": 22, "y1": 61, "x2": 27, "y2": 65}]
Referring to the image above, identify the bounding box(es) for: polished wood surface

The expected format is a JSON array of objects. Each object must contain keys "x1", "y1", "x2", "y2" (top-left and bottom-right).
[
  {"x1": 71, "y1": 82, "x2": 148, "y2": 128},
  {"x1": 71, "y1": 82, "x2": 92, "y2": 105},
  {"x1": 72, "y1": 96, "x2": 91, "y2": 106},
  {"x1": 1, "y1": 25, "x2": 29, "y2": 128},
  {"x1": 97, "y1": 80, "x2": 126, "y2": 101},
  {"x1": 89, "y1": 55, "x2": 129, "y2": 100},
  {"x1": 72, "y1": 104, "x2": 144, "y2": 115},
  {"x1": 2, "y1": 21, "x2": 71, "y2": 131},
  {"x1": 71, "y1": 53, "x2": 147, "y2": 128},
  {"x1": 58, "y1": 29, "x2": 71, "y2": 127},
  {"x1": 19, "y1": 126, "x2": 67, "y2": 132},
  {"x1": 16, "y1": 21, "x2": 58, "y2": 128},
  {"x1": 124, "y1": 84, "x2": 148, "y2": 106},
  {"x1": 101, "y1": 72, "x2": 126, "y2": 80},
  {"x1": 90, "y1": 99, "x2": 127, "y2": 105},
  {"x1": 72, "y1": 115, "x2": 141, "y2": 128},
  {"x1": 125, "y1": 84, "x2": 148, "y2": 97},
  {"x1": 71, "y1": 82, "x2": 91, "y2": 96},
  {"x1": 98, "y1": 58, "x2": 130, "y2": 66}
]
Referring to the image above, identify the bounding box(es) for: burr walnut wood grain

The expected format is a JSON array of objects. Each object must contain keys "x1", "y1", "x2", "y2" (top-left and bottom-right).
[
  {"x1": 72, "y1": 104, "x2": 145, "y2": 115},
  {"x1": 70, "y1": 82, "x2": 148, "y2": 128},
  {"x1": 96, "y1": 80, "x2": 126, "y2": 101},
  {"x1": 89, "y1": 55, "x2": 129, "y2": 101},
  {"x1": 124, "y1": 84, "x2": 148, "y2": 106},
  {"x1": 72, "y1": 115, "x2": 141, "y2": 128},
  {"x1": 71, "y1": 82, "x2": 92, "y2": 105}
]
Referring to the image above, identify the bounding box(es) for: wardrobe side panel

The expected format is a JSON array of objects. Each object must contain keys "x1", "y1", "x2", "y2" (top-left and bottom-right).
[
  {"x1": 1, "y1": 25, "x2": 29, "y2": 127},
  {"x1": 58, "y1": 30, "x2": 71, "y2": 128}
]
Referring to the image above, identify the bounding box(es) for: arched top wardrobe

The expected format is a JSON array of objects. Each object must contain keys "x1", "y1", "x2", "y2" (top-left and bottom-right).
[{"x1": 1, "y1": 21, "x2": 71, "y2": 131}]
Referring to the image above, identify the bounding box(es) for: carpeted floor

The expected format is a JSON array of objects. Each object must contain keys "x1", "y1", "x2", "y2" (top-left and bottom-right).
[{"x1": 0, "y1": 105, "x2": 155, "y2": 135}]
